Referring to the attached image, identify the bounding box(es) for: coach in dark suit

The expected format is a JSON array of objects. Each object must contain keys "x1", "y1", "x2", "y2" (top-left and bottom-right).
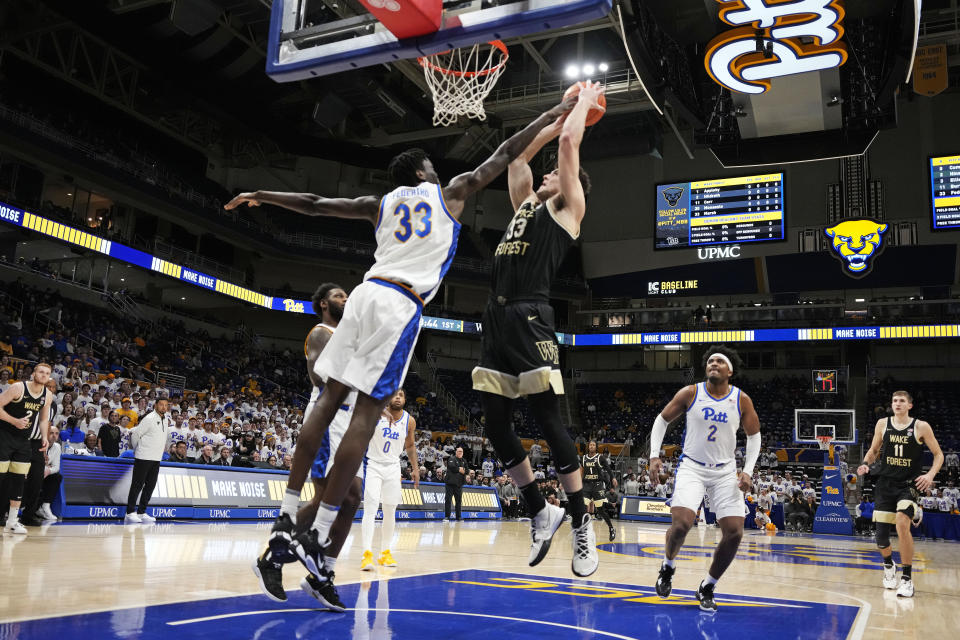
[{"x1": 445, "y1": 446, "x2": 466, "y2": 521}]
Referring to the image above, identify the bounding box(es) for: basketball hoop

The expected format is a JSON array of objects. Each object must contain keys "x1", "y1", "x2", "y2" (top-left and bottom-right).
[
  {"x1": 418, "y1": 40, "x2": 509, "y2": 127},
  {"x1": 816, "y1": 435, "x2": 833, "y2": 451}
]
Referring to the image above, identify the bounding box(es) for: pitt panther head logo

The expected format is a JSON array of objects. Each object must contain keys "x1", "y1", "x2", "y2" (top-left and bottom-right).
[
  {"x1": 824, "y1": 219, "x2": 887, "y2": 277},
  {"x1": 662, "y1": 187, "x2": 684, "y2": 207}
]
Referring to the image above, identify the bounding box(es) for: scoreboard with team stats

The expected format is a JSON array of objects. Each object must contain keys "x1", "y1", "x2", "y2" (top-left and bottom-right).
[{"x1": 655, "y1": 173, "x2": 785, "y2": 249}]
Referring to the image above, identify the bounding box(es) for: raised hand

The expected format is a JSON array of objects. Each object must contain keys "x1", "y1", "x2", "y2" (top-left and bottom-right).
[{"x1": 224, "y1": 193, "x2": 261, "y2": 210}]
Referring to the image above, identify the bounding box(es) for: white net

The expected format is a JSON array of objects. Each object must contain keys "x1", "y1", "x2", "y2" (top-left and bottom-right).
[{"x1": 418, "y1": 41, "x2": 508, "y2": 127}]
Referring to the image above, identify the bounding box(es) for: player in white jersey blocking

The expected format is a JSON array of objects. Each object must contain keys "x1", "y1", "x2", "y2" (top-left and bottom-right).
[
  {"x1": 253, "y1": 283, "x2": 362, "y2": 612},
  {"x1": 226, "y1": 96, "x2": 577, "y2": 585},
  {"x1": 360, "y1": 389, "x2": 419, "y2": 570},
  {"x1": 648, "y1": 346, "x2": 761, "y2": 613}
]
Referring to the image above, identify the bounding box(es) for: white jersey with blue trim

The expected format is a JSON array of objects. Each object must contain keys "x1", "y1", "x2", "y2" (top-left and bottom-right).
[
  {"x1": 365, "y1": 181, "x2": 460, "y2": 304},
  {"x1": 682, "y1": 382, "x2": 741, "y2": 467},
  {"x1": 366, "y1": 411, "x2": 409, "y2": 467}
]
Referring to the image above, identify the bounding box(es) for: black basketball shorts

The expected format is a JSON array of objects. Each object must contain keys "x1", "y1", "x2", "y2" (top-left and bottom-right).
[
  {"x1": 472, "y1": 300, "x2": 563, "y2": 399},
  {"x1": 0, "y1": 427, "x2": 32, "y2": 474},
  {"x1": 872, "y1": 476, "x2": 921, "y2": 523},
  {"x1": 583, "y1": 482, "x2": 606, "y2": 505}
]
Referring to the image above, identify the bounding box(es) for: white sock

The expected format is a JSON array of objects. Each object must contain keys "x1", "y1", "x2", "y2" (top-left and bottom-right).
[
  {"x1": 281, "y1": 488, "x2": 300, "y2": 523},
  {"x1": 7, "y1": 506, "x2": 18, "y2": 524},
  {"x1": 41, "y1": 503, "x2": 51, "y2": 512},
  {"x1": 312, "y1": 502, "x2": 338, "y2": 542},
  {"x1": 663, "y1": 557, "x2": 676, "y2": 568},
  {"x1": 382, "y1": 504, "x2": 397, "y2": 551},
  {"x1": 361, "y1": 498, "x2": 377, "y2": 552},
  {"x1": 324, "y1": 556, "x2": 337, "y2": 571},
  {"x1": 703, "y1": 574, "x2": 718, "y2": 587}
]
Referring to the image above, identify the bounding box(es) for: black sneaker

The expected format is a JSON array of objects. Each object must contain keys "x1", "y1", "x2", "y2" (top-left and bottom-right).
[
  {"x1": 655, "y1": 562, "x2": 675, "y2": 598},
  {"x1": 252, "y1": 553, "x2": 287, "y2": 602},
  {"x1": 19, "y1": 515, "x2": 43, "y2": 527},
  {"x1": 609, "y1": 526, "x2": 616, "y2": 542},
  {"x1": 291, "y1": 528, "x2": 328, "y2": 581},
  {"x1": 300, "y1": 573, "x2": 346, "y2": 612},
  {"x1": 697, "y1": 581, "x2": 718, "y2": 613},
  {"x1": 267, "y1": 513, "x2": 296, "y2": 563}
]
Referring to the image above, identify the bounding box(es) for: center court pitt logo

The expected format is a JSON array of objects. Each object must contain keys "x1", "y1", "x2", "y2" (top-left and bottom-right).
[
  {"x1": 705, "y1": 0, "x2": 848, "y2": 94},
  {"x1": 824, "y1": 219, "x2": 888, "y2": 278}
]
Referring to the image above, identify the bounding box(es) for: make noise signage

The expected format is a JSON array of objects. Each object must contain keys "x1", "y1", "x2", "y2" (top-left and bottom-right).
[{"x1": 705, "y1": 0, "x2": 849, "y2": 95}]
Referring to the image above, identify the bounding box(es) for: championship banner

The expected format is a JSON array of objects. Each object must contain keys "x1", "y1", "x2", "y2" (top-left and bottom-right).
[
  {"x1": 619, "y1": 496, "x2": 672, "y2": 522},
  {"x1": 812, "y1": 465, "x2": 853, "y2": 534},
  {"x1": 913, "y1": 43, "x2": 948, "y2": 97},
  {"x1": 58, "y1": 456, "x2": 501, "y2": 520}
]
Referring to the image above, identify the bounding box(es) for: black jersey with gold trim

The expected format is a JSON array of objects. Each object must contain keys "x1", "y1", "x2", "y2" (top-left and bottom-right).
[{"x1": 491, "y1": 198, "x2": 577, "y2": 301}]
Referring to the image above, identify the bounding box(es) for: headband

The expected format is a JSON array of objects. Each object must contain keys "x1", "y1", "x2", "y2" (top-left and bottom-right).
[{"x1": 708, "y1": 353, "x2": 733, "y2": 373}]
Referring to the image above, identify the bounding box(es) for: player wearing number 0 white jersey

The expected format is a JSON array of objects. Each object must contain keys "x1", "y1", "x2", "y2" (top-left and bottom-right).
[
  {"x1": 360, "y1": 389, "x2": 419, "y2": 571},
  {"x1": 226, "y1": 97, "x2": 578, "y2": 588},
  {"x1": 648, "y1": 346, "x2": 761, "y2": 613}
]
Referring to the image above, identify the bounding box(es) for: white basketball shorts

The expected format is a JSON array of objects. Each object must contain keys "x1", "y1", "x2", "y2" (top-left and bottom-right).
[
  {"x1": 314, "y1": 278, "x2": 423, "y2": 401},
  {"x1": 364, "y1": 462, "x2": 402, "y2": 506},
  {"x1": 667, "y1": 459, "x2": 747, "y2": 520},
  {"x1": 309, "y1": 389, "x2": 364, "y2": 480}
]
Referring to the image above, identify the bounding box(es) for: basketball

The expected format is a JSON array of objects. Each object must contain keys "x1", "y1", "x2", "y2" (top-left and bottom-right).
[{"x1": 564, "y1": 81, "x2": 606, "y2": 126}]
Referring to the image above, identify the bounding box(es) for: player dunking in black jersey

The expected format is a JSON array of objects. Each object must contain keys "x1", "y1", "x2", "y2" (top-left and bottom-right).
[
  {"x1": 0, "y1": 363, "x2": 52, "y2": 535},
  {"x1": 472, "y1": 80, "x2": 604, "y2": 577},
  {"x1": 858, "y1": 390, "x2": 943, "y2": 598},
  {"x1": 582, "y1": 440, "x2": 616, "y2": 541}
]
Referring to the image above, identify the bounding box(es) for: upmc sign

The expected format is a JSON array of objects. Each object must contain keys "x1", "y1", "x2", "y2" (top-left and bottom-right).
[{"x1": 705, "y1": 0, "x2": 848, "y2": 94}]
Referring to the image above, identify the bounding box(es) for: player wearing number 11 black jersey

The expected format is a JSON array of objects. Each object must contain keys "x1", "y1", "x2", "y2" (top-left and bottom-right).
[
  {"x1": 858, "y1": 390, "x2": 943, "y2": 598},
  {"x1": 0, "y1": 363, "x2": 53, "y2": 535}
]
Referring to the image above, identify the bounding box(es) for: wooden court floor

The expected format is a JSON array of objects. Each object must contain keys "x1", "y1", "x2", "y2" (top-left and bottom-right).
[{"x1": 0, "y1": 519, "x2": 957, "y2": 639}]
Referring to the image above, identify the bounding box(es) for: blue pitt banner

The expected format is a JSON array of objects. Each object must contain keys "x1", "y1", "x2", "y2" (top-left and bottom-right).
[
  {"x1": 813, "y1": 465, "x2": 853, "y2": 534},
  {"x1": 58, "y1": 456, "x2": 501, "y2": 520}
]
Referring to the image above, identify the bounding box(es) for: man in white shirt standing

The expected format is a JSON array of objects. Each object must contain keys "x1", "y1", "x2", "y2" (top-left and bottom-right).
[{"x1": 125, "y1": 398, "x2": 170, "y2": 524}]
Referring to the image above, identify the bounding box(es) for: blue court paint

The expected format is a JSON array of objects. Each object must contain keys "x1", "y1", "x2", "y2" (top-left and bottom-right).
[
  {"x1": 0, "y1": 570, "x2": 859, "y2": 639},
  {"x1": 600, "y1": 541, "x2": 921, "y2": 572}
]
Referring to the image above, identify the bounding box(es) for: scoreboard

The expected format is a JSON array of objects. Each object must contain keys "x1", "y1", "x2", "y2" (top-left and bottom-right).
[
  {"x1": 655, "y1": 173, "x2": 784, "y2": 249},
  {"x1": 931, "y1": 155, "x2": 960, "y2": 228}
]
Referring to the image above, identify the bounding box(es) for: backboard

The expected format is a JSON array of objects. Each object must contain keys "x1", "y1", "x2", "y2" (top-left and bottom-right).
[
  {"x1": 267, "y1": 0, "x2": 613, "y2": 82},
  {"x1": 794, "y1": 409, "x2": 857, "y2": 445}
]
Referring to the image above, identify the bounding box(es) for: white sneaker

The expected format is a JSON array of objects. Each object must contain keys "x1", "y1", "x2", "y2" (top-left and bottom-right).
[
  {"x1": 882, "y1": 562, "x2": 898, "y2": 589},
  {"x1": 124, "y1": 513, "x2": 142, "y2": 524},
  {"x1": 528, "y1": 503, "x2": 565, "y2": 566},
  {"x1": 571, "y1": 514, "x2": 598, "y2": 577},
  {"x1": 896, "y1": 577, "x2": 914, "y2": 598},
  {"x1": 139, "y1": 513, "x2": 157, "y2": 524},
  {"x1": 38, "y1": 505, "x2": 57, "y2": 521},
  {"x1": 912, "y1": 507, "x2": 923, "y2": 527},
  {"x1": 3, "y1": 521, "x2": 27, "y2": 535}
]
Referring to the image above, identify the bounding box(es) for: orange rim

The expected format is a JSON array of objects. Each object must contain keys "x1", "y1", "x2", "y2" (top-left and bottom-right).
[{"x1": 417, "y1": 40, "x2": 509, "y2": 78}]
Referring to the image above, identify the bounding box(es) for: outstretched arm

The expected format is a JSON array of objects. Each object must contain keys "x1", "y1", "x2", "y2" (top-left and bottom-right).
[
  {"x1": 507, "y1": 116, "x2": 566, "y2": 211},
  {"x1": 552, "y1": 80, "x2": 604, "y2": 232},
  {"x1": 443, "y1": 96, "x2": 577, "y2": 217},
  {"x1": 225, "y1": 191, "x2": 380, "y2": 225}
]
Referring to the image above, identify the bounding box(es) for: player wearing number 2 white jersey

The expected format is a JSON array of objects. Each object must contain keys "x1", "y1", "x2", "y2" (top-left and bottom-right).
[
  {"x1": 360, "y1": 389, "x2": 419, "y2": 571},
  {"x1": 226, "y1": 96, "x2": 579, "y2": 588},
  {"x1": 647, "y1": 346, "x2": 761, "y2": 613}
]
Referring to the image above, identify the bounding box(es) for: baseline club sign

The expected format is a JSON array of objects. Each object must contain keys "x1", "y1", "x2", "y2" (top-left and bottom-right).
[{"x1": 705, "y1": 0, "x2": 848, "y2": 94}]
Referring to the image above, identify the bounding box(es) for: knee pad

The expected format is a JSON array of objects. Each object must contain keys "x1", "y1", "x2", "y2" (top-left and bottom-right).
[
  {"x1": 5, "y1": 472, "x2": 25, "y2": 501},
  {"x1": 876, "y1": 522, "x2": 892, "y2": 549},
  {"x1": 527, "y1": 392, "x2": 579, "y2": 474},
  {"x1": 480, "y1": 394, "x2": 527, "y2": 468}
]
